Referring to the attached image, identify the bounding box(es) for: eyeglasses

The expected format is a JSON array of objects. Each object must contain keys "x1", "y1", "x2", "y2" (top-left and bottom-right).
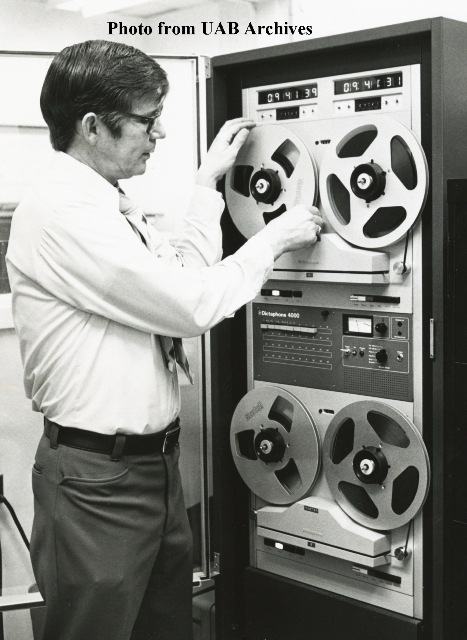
[{"x1": 123, "y1": 109, "x2": 162, "y2": 134}]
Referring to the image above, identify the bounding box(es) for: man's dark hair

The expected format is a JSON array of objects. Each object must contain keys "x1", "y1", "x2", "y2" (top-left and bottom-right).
[{"x1": 40, "y1": 40, "x2": 169, "y2": 152}]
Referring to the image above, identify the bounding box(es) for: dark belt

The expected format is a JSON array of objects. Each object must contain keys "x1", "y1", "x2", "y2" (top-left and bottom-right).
[{"x1": 44, "y1": 417, "x2": 181, "y2": 460}]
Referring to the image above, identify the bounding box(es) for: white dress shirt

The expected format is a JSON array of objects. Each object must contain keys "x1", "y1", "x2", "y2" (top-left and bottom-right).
[{"x1": 6, "y1": 152, "x2": 274, "y2": 435}]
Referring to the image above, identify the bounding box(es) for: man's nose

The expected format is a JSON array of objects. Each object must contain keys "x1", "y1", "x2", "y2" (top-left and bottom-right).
[{"x1": 150, "y1": 119, "x2": 166, "y2": 139}]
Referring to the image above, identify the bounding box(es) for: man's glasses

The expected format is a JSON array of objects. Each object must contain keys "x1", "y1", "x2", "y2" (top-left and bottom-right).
[{"x1": 123, "y1": 109, "x2": 162, "y2": 134}]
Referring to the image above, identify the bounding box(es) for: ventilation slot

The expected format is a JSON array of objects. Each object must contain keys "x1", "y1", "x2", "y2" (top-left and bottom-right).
[{"x1": 343, "y1": 368, "x2": 411, "y2": 401}]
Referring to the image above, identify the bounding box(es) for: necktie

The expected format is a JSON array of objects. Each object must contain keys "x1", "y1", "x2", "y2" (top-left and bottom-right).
[{"x1": 117, "y1": 186, "x2": 193, "y2": 385}]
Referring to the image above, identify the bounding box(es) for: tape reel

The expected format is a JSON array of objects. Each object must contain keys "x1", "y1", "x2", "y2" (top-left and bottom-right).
[
  {"x1": 323, "y1": 401, "x2": 430, "y2": 530},
  {"x1": 230, "y1": 386, "x2": 320, "y2": 505},
  {"x1": 320, "y1": 117, "x2": 428, "y2": 249},
  {"x1": 225, "y1": 125, "x2": 318, "y2": 240}
]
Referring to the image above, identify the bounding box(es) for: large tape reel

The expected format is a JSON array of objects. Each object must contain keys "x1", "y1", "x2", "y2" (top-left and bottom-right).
[
  {"x1": 225, "y1": 125, "x2": 318, "y2": 239},
  {"x1": 230, "y1": 386, "x2": 320, "y2": 505},
  {"x1": 323, "y1": 401, "x2": 430, "y2": 530},
  {"x1": 320, "y1": 117, "x2": 428, "y2": 249}
]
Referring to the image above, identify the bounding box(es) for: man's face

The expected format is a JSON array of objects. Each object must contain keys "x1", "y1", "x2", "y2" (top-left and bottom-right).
[{"x1": 98, "y1": 94, "x2": 166, "y2": 184}]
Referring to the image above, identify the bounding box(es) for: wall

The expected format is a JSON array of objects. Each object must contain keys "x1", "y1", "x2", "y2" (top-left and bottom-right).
[
  {"x1": 133, "y1": 0, "x2": 291, "y2": 56},
  {"x1": 289, "y1": 0, "x2": 467, "y2": 40},
  {"x1": 0, "y1": 0, "x2": 160, "y2": 52},
  {"x1": 5, "y1": 0, "x2": 467, "y2": 61},
  {"x1": 0, "y1": 0, "x2": 293, "y2": 58},
  {"x1": 0, "y1": 331, "x2": 42, "y2": 639}
]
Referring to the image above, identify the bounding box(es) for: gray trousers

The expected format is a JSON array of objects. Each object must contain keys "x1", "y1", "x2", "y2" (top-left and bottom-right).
[{"x1": 30, "y1": 431, "x2": 193, "y2": 640}]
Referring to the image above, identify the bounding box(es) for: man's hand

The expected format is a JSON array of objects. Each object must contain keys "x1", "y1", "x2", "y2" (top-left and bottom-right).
[
  {"x1": 196, "y1": 118, "x2": 255, "y2": 189},
  {"x1": 257, "y1": 205, "x2": 323, "y2": 260}
]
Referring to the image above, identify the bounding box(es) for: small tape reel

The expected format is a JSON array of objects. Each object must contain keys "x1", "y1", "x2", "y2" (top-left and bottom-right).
[
  {"x1": 323, "y1": 401, "x2": 430, "y2": 530},
  {"x1": 230, "y1": 386, "x2": 320, "y2": 505},
  {"x1": 319, "y1": 117, "x2": 428, "y2": 249},
  {"x1": 225, "y1": 125, "x2": 318, "y2": 239}
]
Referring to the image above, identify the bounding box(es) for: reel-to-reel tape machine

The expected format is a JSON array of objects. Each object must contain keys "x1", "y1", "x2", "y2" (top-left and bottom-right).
[
  {"x1": 226, "y1": 64, "x2": 428, "y2": 284},
  {"x1": 226, "y1": 64, "x2": 429, "y2": 619}
]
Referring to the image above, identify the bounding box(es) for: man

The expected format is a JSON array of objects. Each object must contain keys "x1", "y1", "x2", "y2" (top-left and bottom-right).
[{"x1": 6, "y1": 40, "x2": 321, "y2": 640}]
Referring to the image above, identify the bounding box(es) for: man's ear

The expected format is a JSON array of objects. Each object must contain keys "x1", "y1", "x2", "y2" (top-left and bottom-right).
[{"x1": 80, "y1": 112, "x2": 99, "y2": 145}]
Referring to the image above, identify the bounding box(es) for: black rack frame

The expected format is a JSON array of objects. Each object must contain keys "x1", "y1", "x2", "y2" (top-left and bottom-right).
[{"x1": 207, "y1": 17, "x2": 467, "y2": 640}]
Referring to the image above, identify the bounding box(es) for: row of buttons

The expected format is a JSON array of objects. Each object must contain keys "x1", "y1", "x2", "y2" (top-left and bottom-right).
[
  {"x1": 261, "y1": 289, "x2": 303, "y2": 298},
  {"x1": 260, "y1": 323, "x2": 318, "y2": 334},
  {"x1": 355, "y1": 97, "x2": 382, "y2": 111}
]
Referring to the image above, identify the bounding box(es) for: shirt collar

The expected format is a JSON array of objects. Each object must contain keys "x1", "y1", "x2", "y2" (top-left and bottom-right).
[{"x1": 50, "y1": 151, "x2": 120, "y2": 210}]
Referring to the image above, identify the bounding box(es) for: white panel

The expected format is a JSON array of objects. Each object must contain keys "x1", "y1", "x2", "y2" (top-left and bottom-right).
[
  {"x1": 120, "y1": 56, "x2": 198, "y2": 239},
  {"x1": 0, "y1": 56, "x2": 52, "y2": 127},
  {"x1": 0, "y1": 55, "x2": 54, "y2": 333},
  {"x1": 0, "y1": 127, "x2": 53, "y2": 206}
]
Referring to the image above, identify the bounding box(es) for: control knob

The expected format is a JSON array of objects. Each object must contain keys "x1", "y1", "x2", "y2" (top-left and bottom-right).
[
  {"x1": 375, "y1": 348, "x2": 388, "y2": 364},
  {"x1": 375, "y1": 322, "x2": 388, "y2": 335}
]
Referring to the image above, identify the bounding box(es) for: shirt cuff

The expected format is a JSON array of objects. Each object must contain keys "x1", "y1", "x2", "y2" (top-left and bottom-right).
[
  {"x1": 240, "y1": 234, "x2": 275, "y2": 283},
  {"x1": 186, "y1": 185, "x2": 225, "y2": 226},
  {"x1": 219, "y1": 235, "x2": 274, "y2": 318},
  {"x1": 228, "y1": 234, "x2": 275, "y2": 290}
]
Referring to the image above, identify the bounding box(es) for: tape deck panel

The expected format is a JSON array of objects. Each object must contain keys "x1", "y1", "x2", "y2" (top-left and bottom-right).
[
  {"x1": 253, "y1": 302, "x2": 412, "y2": 401},
  {"x1": 225, "y1": 64, "x2": 426, "y2": 284},
  {"x1": 228, "y1": 63, "x2": 427, "y2": 619}
]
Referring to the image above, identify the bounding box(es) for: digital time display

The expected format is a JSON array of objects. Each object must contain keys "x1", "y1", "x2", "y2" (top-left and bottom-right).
[
  {"x1": 258, "y1": 84, "x2": 318, "y2": 104},
  {"x1": 334, "y1": 72, "x2": 402, "y2": 95}
]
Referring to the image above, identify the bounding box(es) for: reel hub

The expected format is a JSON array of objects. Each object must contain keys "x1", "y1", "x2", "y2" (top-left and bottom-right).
[
  {"x1": 255, "y1": 427, "x2": 287, "y2": 463},
  {"x1": 353, "y1": 446, "x2": 389, "y2": 484},
  {"x1": 250, "y1": 169, "x2": 282, "y2": 205},
  {"x1": 350, "y1": 162, "x2": 386, "y2": 202}
]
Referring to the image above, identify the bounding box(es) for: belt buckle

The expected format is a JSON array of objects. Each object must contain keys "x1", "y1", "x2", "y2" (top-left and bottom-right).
[{"x1": 163, "y1": 424, "x2": 181, "y2": 453}]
